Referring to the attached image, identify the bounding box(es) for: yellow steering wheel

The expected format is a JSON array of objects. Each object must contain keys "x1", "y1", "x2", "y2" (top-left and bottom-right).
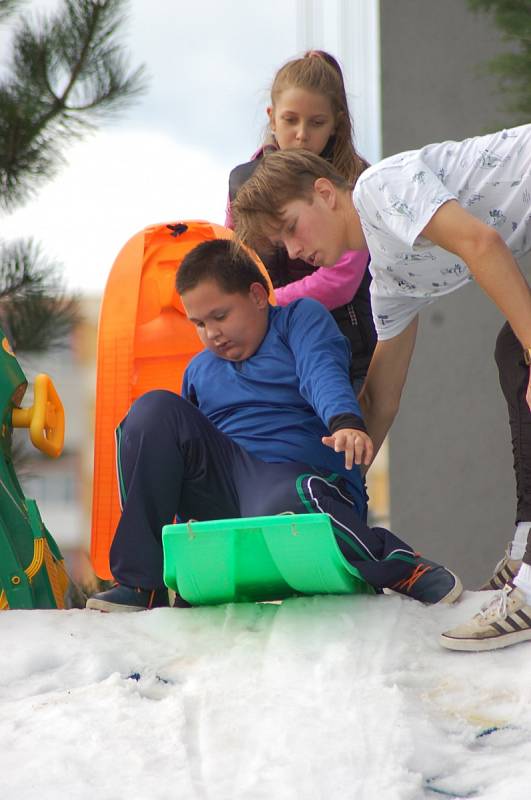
[{"x1": 12, "y1": 374, "x2": 65, "y2": 458}]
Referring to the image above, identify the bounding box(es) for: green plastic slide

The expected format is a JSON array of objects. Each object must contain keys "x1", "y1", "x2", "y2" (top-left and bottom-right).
[
  {"x1": 162, "y1": 513, "x2": 373, "y2": 605},
  {"x1": 0, "y1": 328, "x2": 68, "y2": 610}
]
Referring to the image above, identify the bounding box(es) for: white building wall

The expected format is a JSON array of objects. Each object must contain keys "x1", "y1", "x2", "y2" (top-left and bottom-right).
[{"x1": 296, "y1": 0, "x2": 382, "y2": 164}]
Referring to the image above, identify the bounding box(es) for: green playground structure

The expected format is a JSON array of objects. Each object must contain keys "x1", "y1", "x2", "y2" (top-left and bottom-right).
[
  {"x1": 0, "y1": 329, "x2": 68, "y2": 611},
  {"x1": 163, "y1": 513, "x2": 373, "y2": 605}
]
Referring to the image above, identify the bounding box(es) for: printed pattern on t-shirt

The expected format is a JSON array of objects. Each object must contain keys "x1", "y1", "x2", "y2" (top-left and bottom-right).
[{"x1": 353, "y1": 125, "x2": 531, "y2": 339}]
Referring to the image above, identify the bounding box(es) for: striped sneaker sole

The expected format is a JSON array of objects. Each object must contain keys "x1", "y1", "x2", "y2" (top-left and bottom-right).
[{"x1": 441, "y1": 623, "x2": 531, "y2": 652}]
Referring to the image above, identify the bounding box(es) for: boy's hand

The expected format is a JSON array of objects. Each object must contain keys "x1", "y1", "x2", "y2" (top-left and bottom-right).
[{"x1": 322, "y1": 428, "x2": 374, "y2": 469}]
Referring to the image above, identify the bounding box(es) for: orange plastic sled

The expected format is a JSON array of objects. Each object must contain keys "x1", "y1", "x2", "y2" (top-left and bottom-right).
[{"x1": 91, "y1": 220, "x2": 274, "y2": 579}]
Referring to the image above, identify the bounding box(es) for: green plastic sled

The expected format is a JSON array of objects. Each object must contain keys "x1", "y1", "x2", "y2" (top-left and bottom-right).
[{"x1": 162, "y1": 513, "x2": 374, "y2": 605}]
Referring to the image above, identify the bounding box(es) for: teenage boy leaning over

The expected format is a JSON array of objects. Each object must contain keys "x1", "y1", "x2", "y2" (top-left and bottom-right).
[
  {"x1": 87, "y1": 239, "x2": 462, "y2": 612},
  {"x1": 229, "y1": 133, "x2": 531, "y2": 652}
]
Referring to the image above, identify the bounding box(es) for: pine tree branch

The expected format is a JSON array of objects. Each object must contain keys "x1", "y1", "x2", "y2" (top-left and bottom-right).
[
  {"x1": 0, "y1": 239, "x2": 81, "y2": 352},
  {"x1": 0, "y1": 0, "x2": 23, "y2": 23},
  {"x1": 0, "y1": 0, "x2": 148, "y2": 211},
  {"x1": 57, "y1": 1, "x2": 102, "y2": 105}
]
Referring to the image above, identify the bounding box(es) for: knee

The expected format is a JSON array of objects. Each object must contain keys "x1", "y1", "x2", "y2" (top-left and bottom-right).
[{"x1": 121, "y1": 390, "x2": 186, "y2": 436}]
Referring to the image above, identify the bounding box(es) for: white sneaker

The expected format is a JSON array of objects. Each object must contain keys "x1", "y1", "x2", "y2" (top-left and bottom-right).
[{"x1": 440, "y1": 585, "x2": 531, "y2": 652}]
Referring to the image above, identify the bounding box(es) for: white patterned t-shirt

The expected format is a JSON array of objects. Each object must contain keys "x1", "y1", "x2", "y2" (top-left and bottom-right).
[{"x1": 353, "y1": 125, "x2": 531, "y2": 339}]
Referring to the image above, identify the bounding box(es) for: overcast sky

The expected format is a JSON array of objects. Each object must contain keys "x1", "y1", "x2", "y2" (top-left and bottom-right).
[{"x1": 1, "y1": 0, "x2": 300, "y2": 293}]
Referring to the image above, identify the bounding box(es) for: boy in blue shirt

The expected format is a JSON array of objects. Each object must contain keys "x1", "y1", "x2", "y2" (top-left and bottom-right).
[{"x1": 87, "y1": 239, "x2": 461, "y2": 612}]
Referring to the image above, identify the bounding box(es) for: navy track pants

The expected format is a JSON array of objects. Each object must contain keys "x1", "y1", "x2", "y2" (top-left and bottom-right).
[{"x1": 109, "y1": 391, "x2": 417, "y2": 591}]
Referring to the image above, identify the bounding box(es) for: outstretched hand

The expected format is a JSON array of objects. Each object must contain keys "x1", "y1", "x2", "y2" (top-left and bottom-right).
[{"x1": 322, "y1": 428, "x2": 374, "y2": 470}]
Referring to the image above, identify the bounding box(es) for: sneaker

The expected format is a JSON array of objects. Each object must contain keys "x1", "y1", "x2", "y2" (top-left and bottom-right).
[
  {"x1": 440, "y1": 585, "x2": 531, "y2": 652},
  {"x1": 389, "y1": 557, "x2": 463, "y2": 605},
  {"x1": 86, "y1": 583, "x2": 169, "y2": 613},
  {"x1": 478, "y1": 545, "x2": 521, "y2": 590}
]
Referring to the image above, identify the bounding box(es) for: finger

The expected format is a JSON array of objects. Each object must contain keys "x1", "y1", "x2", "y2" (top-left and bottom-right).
[
  {"x1": 363, "y1": 437, "x2": 374, "y2": 466},
  {"x1": 322, "y1": 436, "x2": 335, "y2": 449},
  {"x1": 353, "y1": 435, "x2": 366, "y2": 466},
  {"x1": 344, "y1": 437, "x2": 354, "y2": 470},
  {"x1": 331, "y1": 433, "x2": 345, "y2": 453}
]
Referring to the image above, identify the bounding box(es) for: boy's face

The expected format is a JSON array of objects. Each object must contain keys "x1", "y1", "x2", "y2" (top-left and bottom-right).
[
  {"x1": 273, "y1": 180, "x2": 348, "y2": 267},
  {"x1": 181, "y1": 279, "x2": 270, "y2": 362}
]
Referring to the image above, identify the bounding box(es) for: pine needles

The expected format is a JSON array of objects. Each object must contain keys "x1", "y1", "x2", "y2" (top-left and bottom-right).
[{"x1": 0, "y1": 0, "x2": 148, "y2": 211}]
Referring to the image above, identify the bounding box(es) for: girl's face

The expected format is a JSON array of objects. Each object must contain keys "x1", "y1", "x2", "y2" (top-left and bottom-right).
[{"x1": 268, "y1": 88, "x2": 336, "y2": 155}]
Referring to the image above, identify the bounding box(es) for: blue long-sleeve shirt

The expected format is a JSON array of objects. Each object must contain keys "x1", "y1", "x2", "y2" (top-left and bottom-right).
[{"x1": 182, "y1": 299, "x2": 367, "y2": 515}]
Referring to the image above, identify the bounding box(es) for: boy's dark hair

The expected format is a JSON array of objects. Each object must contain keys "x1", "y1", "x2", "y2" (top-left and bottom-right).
[{"x1": 176, "y1": 239, "x2": 270, "y2": 296}]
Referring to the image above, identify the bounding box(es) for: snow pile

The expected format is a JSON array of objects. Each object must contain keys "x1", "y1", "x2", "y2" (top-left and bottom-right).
[{"x1": 1, "y1": 591, "x2": 531, "y2": 800}]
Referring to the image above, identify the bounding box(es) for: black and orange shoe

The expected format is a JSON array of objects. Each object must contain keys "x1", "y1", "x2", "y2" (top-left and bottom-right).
[
  {"x1": 86, "y1": 583, "x2": 169, "y2": 613},
  {"x1": 388, "y1": 557, "x2": 463, "y2": 605}
]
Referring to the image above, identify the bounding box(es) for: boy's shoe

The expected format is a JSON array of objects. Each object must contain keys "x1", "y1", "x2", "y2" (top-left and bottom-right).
[
  {"x1": 478, "y1": 545, "x2": 521, "y2": 590},
  {"x1": 86, "y1": 583, "x2": 169, "y2": 612},
  {"x1": 440, "y1": 585, "x2": 531, "y2": 652},
  {"x1": 389, "y1": 557, "x2": 463, "y2": 605}
]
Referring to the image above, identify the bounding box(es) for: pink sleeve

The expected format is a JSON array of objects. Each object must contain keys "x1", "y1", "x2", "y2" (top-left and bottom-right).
[
  {"x1": 224, "y1": 193, "x2": 234, "y2": 229},
  {"x1": 274, "y1": 250, "x2": 370, "y2": 310}
]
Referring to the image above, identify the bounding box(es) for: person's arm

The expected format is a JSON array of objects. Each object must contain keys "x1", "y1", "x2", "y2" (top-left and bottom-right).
[
  {"x1": 275, "y1": 250, "x2": 370, "y2": 310},
  {"x1": 421, "y1": 200, "x2": 531, "y2": 407},
  {"x1": 286, "y1": 300, "x2": 373, "y2": 467},
  {"x1": 358, "y1": 316, "x2": 419, "y2": 460}
]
